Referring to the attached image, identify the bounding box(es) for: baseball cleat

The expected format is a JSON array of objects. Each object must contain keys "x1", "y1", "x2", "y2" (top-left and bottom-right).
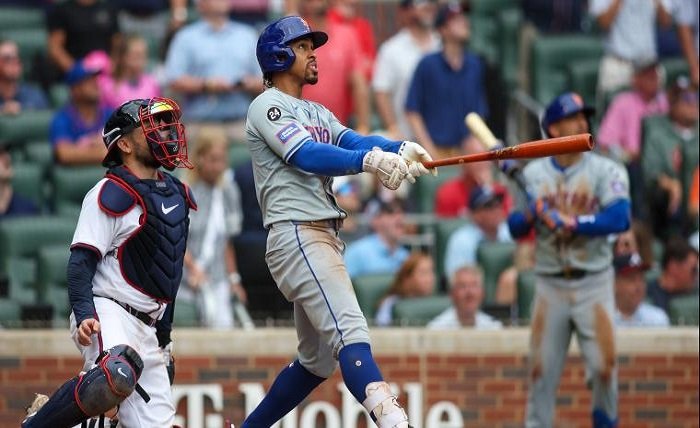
[{"x1": 22, "y1": 393, "x2": 49, "y2": 423}]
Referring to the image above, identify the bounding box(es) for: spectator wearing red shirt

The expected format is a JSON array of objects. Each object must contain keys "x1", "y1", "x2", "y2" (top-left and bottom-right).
[
  {"x1": 328, "y1": 0, "x2": 377, "y2": 80},
  {"x1": 435, "y1": 137, "x2": 512, "y2": 218},
  {"x1": 301, "y1": 0, "x2": 371, "y2": 133}
]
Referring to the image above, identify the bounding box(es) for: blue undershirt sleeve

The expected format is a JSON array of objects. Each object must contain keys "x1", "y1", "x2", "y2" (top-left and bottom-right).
[
  {"x1": 337, "y1": 129, "x2": 403, "y2": 153},
  {"x1": 67, "y1": 247, "x2": 99, "y2": 326},
  {"x1": 156, "y1": 302, "x2": 175, "y2": 348},
  {"x1": 288, "y1": 140, "x2": 369, "y2": 176},
  {"x1": 508, "y1": 211, "x2": 533, "y2": 239},
  {"x1": 574, "y1": 199, "x2": 631, "y2": 236}
]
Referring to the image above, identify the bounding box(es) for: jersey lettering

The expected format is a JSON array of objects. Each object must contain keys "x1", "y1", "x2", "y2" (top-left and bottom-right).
[{"x1": 305, "y1": 126, "x2": 331, "y2": 144}]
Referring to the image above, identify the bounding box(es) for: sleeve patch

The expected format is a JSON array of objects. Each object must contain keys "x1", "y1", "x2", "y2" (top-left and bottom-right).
[
  {"x1": 98, "y1": 179, "x2": 136, "y2": 216},
  {"x1": 276, "y1": 123, "x2": 302, "y2": 144}
]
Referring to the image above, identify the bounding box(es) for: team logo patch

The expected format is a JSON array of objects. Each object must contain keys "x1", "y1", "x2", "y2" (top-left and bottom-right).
[
  {"x1": 276, "y1": 123, "x2": 302, "y2": 144},
  {"x1": 267, "y1": 107, "x2": 282, "y2": 121}
]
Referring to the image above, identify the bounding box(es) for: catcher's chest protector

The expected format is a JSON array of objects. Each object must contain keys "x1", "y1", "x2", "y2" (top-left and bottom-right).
[{"x1": 102, "y1": 166, "x2": 196, "y2": 302}]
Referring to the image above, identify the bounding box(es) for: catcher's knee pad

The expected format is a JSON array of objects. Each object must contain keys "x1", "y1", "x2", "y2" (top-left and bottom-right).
[{"x1": 76, "y1": 344, "x2": 143, "y2": 416}]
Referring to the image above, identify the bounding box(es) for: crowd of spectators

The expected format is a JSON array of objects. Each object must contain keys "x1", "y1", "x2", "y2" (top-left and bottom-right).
[{"x1": 0, "y1": 0, "x2": 697, "y2": 329}]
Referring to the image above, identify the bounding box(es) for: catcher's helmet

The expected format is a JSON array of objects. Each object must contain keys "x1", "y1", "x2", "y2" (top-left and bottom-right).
[
  {"x1": 102, "y1": 97, "x2": 191, "y2": 171},
  {"x1": 541, "y1": 92, "x2": 595, "y2": 137},
  {"x1": 256, "y1": 16, "x2": 328, "y2": 74}
]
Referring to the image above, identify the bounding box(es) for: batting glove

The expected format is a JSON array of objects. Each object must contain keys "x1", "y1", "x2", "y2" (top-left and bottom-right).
[
  {"x1": 363, "y1": 147, "x2": 415, "y2": 190},
  {"x1": 398, "y1": 141, "x2": 437, "y2": 177},
  {"x1": 536, "y1": 200, "x2": 576, "y2": 232}
]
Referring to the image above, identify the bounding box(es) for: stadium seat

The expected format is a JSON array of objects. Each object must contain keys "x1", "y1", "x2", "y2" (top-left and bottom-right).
[
  {"x1": 0, "y1": 7, "x2": 45, "y2": 31},
  {"x1": 0, "y1": 216, "x2": 76, "y2": 304},
  {"x1": 51, "y1": 166, "x2": 104, "y2": 215},
  {"x1": 661, "y1": 57, "x2": 690, "y2": 86},
  {"x1": 434, "y1": 218, "x2": 470, "y2": 284},
  {"x1": 0, "y1": 298, "x2": 22, "y2": 328},
  {"x1": 477, "y1": 241, "x2": 517, "y2": 303},
  {"x1": 12, "y1": 161, "x2": 43, "y2": 207},
  {"x1": 567, "y1": 58, "x2": 600, "y2": 107},
  {"x1": 392, "y1": 295, "x2": 452, "y2": 326},
  {"x1": 229, "y1": 144, "x2": 252, "y2": 169},
  {"x1": 516, "y1": 270, "x2": 536, "y2": 323},
  {"x1": 35, "y1": 245, "x2": 70, "y2": 303},
  {"x1": 174, "y1": 299, "x2": 200, "y2": 327},
  {"x1": 49, "y1": 84, "x2": 70, "y2": 110},
  {"x1": 668, "y1": 294, "x2": 699, "y2": 326},
  {"x1": 23, "y1": 141, "x2": 53, "y2": 171},
  {"x1": 410, "y1": 165, "x2": 461, "y2": 213},
  {"x1": 531, "y1": 35, "x2": 603, "y2": 104},
  {"x1": 496, "y1": 8, "x2": 523, "y2": 90},
  {"x1": 351, "y1": 273, "x2": 394, "y2": 319},
  {"x1": 0, "y1": 110, "x2": 53, "y2": 144}
]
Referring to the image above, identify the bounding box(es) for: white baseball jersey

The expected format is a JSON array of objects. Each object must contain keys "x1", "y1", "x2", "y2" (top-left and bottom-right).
[
  {"x1": 523, "y1": 153, "x2": 630, "y2": 274},
  {"x1": 246, "y1": 87, "x2": 351, "y2": 227},
  {"x1": 71, "y1": 179, "x2": 167, "y2": 318}
]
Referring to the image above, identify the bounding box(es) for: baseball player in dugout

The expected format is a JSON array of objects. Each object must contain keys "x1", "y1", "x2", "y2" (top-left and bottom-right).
[
  {"x1": 21, "y1": 97, "x2": 197, "y2": 428},
  {"x1": 241, "y1": 16, "x2": 435, "y2": 428},
  {"x1": 507, "y1": 92, "x2": 631, "y2": 428}
]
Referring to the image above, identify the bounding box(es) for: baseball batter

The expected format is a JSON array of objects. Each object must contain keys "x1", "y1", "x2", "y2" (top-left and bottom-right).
[
  {"x1": 507, "y1": 93, "x2": 631, "y2": 428},
  {"x1": 241, "y1": 16, "x2": 435, "y2": 428},
  {"x1": 22, "y1": 97, "x2": 196, "y2": 428}
]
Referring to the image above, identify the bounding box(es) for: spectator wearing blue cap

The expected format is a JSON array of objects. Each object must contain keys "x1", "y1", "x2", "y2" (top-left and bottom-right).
[
  {"x1": 405, "y1": 1, "x2": 488, "y2": 159},
  {"x1": 614, "y1": 252, "x2": 669, "y2": 327},
  {"x1": 49, "y1": 61, "x2": 112, "y2": 165},
  {"x1": 443, "y1": 185, "x2": 512, "y2": 280}
]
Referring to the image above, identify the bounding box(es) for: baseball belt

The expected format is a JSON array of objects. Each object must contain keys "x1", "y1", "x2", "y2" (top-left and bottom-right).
[
  {"x1": 290, "y1": 219, "x2": 344, "y2": 230},
  {"x1": 98, "y1": 296, "x2": 158, "y2": 327}
]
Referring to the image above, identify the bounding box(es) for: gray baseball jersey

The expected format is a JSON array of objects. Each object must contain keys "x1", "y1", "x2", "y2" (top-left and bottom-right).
[
  {"x1": 522, "y1": 152, "x2": 630, "y2": 275},
  {"x1": 246, "y1": 87, "x2": 350, "y2": 227}
]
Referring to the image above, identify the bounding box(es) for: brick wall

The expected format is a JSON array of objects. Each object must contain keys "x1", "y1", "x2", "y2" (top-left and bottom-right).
[{"x1": 1, "y1": 328, "x2": 698, "y2": 428}]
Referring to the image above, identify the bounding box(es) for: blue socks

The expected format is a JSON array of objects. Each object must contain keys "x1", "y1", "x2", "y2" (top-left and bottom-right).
[
  {"x1": 339, "y1": 342, "x2": 384, "y2": 403},
  {"x1": 241, "y1": 360, "x2": 325, "y2": 428},
  {"x1": 592, "y1": 408, "x2": 618, "y2": 428}
]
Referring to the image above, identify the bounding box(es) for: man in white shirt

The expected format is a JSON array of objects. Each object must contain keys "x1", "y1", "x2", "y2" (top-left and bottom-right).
[
  {"x1": 371, "y1": 0, "x2": 440, "y2": 140},
  {"x1": 428, "y1": 265, "x2": 502, "y2": 329},
  {"x1": 614, "y1": 253, "x2": 670, "y2": 327}
]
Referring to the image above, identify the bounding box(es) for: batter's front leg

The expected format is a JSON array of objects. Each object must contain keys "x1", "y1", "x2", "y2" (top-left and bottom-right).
[
  {"x1": 526, "y1": 278, "x2": 574, "y2": 428},
  {"x1": 572, "y1": 269, "x2": 618, "y2": 428}
]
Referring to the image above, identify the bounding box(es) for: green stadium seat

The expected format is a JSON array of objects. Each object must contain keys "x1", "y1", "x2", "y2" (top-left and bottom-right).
[
  {"x1": 434, "y1": 218, "x2": 470, "y2": 283},
  {"x1": 517, "y1": 269, "x2": 536, "y2": 322},
  {"x1": 0, "y1": 298, "x2": 22, "y2": 327},
  {"x1": 51, "y1": 166, "x2": 104, "y2": 214},
  {"x1": 661, "y1": 57, "x2": 690, "y2": 86},
  {"x1": 470, "y1": 0, "x2": 519, "y2": 14},
  {"x1": 392, "y1": 295, "x2": 452, "y2": 326},
  {"x1": 531, "y1": 35, "x2": 603, "y2": 104},
  {"x1": 0, "y1": 7, "x2": 44, "y2": 31},
  {"x1": 229, "y1": 144, "x2": 252, "y2": 169},
  {"x1": 476, "y1": 241, "x2": 517, "y2": 303},
  {"x1": 23, "y1": 141, "x2": 53, "y2": 171},
  {"x1": 0, "y1": 110, "x2": 53, "y2": 143},
  {"x1": 49, "y1": 85, "x2": 69, "y2": 110},
  {"x1": 36, "y1": 245, "x2": 70, "y2": 303},
  {"x1": 497, "y1": 8, "x2": 523, "y2": 89},
  {"x1": 11, "y1": 161, "x2": 43, "y2": 207},
  {"x1": 0, "y1": 216, "x2": 76, "y2": 304},
  {"x1": 567, "y1": 58, "x2": 600, "y2": 107},
  {"x1": 174, "y1": 299, "x2": 200, "y2": 327},
  {"x1": 352, "y1": 273, "x2": 394, "y2": 319},
  {"x1": 410, "y1": 165, "x2": 461, "y2": 213},
  {"x1": 668, "y1": 294, "x2": 699, "y2": 326}
]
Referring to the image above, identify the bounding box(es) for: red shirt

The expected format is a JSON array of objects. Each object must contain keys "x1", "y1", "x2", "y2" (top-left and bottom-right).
[
  {"x1": 327, "y1": 8, "x2": 376, "y2": 80},
  {"x1": 303, "y1": 20, "x2": 363, "y2": 125},
  {"x1": 435, "y1": 179, "x2": 512, "y2": 218}
]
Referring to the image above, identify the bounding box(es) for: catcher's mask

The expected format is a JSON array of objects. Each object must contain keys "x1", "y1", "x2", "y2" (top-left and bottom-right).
[{"x1": 102, "y1": 97, "x2": 192, "y2": 171}]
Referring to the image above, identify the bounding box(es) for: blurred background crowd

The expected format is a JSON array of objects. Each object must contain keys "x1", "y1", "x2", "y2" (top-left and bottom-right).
[{"x1": 0, "y1": 0, "x2": 697, "y2": 331}]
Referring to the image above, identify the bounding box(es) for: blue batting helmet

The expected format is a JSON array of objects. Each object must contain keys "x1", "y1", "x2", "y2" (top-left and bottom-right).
[
  {"x1": 256, "y1": 16, "x2": 328, "y2": 74},
  {"x1": 541, "y1": 92, "x2": 595, "y2": 137}
]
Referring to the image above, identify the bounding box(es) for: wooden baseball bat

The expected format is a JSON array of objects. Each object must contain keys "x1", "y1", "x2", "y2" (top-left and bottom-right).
[
  {"x1": 465, "y1": 112, "x2": 501, "y2": 149},
  {"x1": 422, "y1": 133, "x2": 595, "y2": 169}
]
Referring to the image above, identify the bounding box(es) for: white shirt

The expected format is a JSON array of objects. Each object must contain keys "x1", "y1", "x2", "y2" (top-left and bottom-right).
[
  {"x1": 427, "y1": 308, "x2": 503, "y2": 329},
  {"x1": 71, "y1": 179, "x2": 167, "y2": 317},
  {"x1": 443, "y1": 221, "x2": 512, "y2": 281},
  {"x1": 371, "y1": 29, "x2": 440, "y2": 139},
  {"x1": 615, "y1": 302, "x2": 671, "y2": 327}
]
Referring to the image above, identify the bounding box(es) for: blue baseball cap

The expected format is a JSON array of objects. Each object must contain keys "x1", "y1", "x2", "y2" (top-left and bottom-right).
[
  {"x1": 469, "y1": 185, "x2": 504, "y2": 211},
  {"x1": 65, "y1": 61, "x2": 100, "y2": 86},
  {"x1": 541, "y1": 92, "x2": 595, "y2": 137}
]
